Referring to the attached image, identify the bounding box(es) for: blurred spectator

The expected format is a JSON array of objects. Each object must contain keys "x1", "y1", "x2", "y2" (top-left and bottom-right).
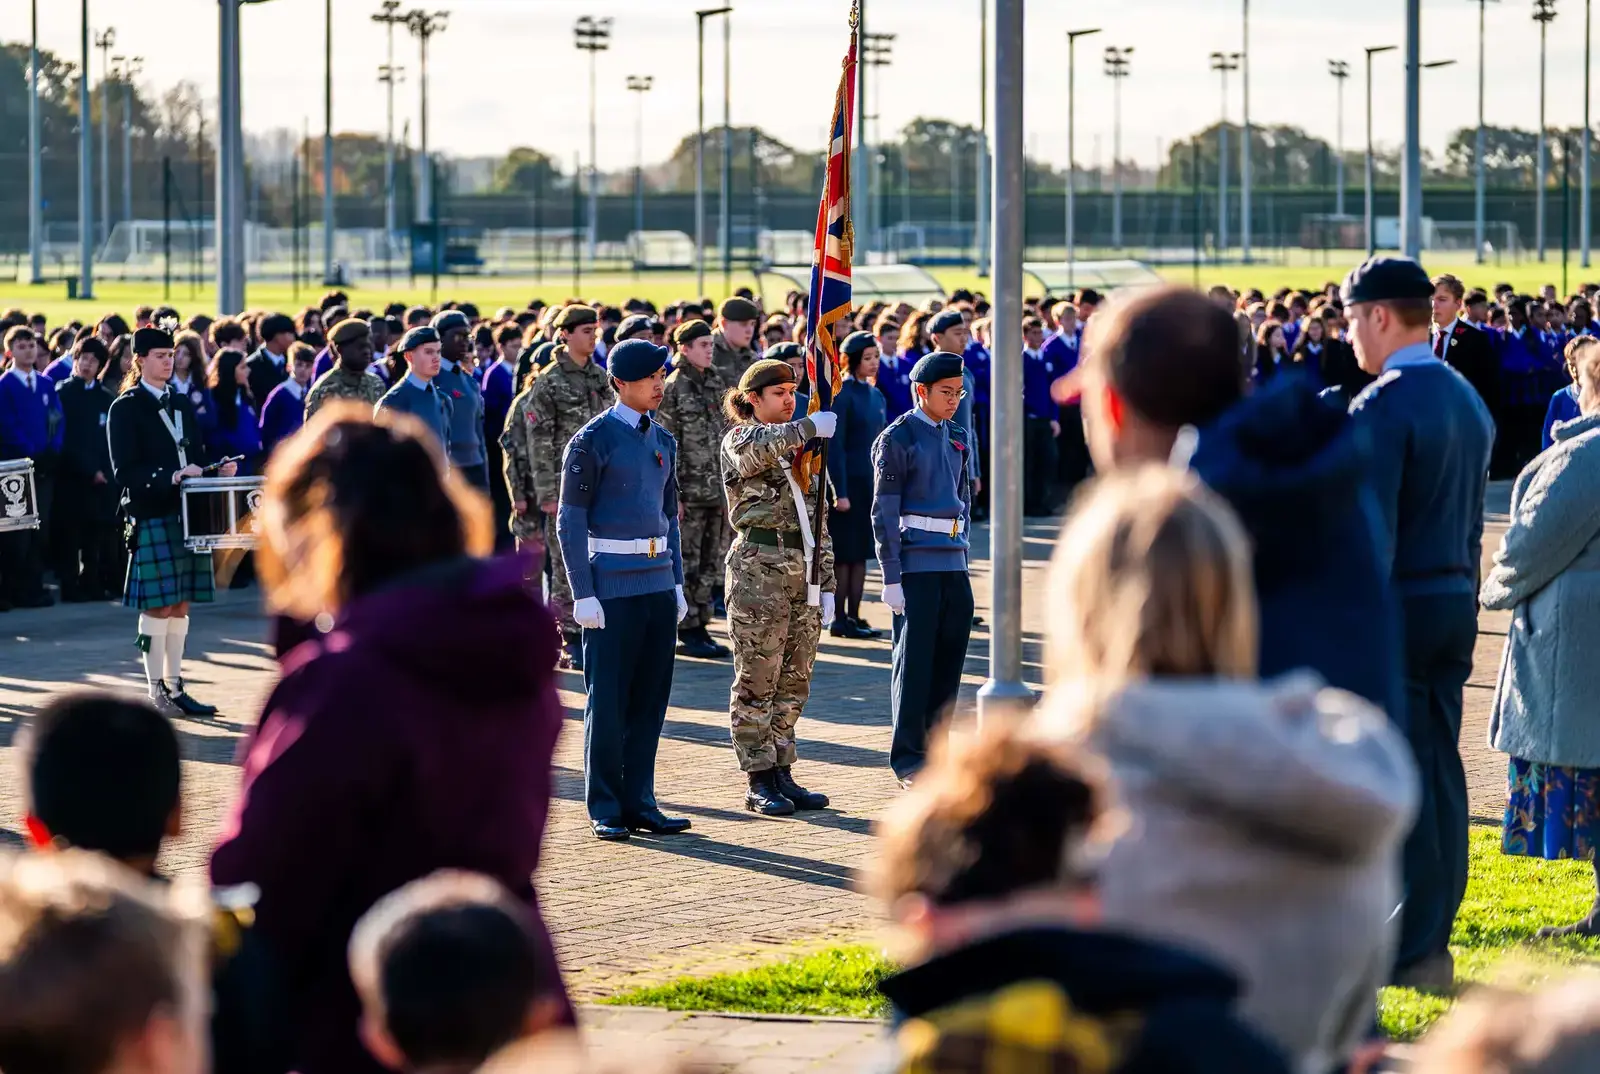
[
  {"x1": 1483, "y1": 333, "x2": 1600, "y2": 938},
  {"x1": 1034, "y1": 466, "x2": 1418, "y2": 1074},
  {"x1": 1414, "y1": 980, "x2": 1600, "y2": 1074},
  {"x1": 1078, "y1": 286, "x2": 1403, "y2": 722},
  {"x1": 54, "y1": 337, "x2": 118, "y2": 602},
  {"x1": 211, "y1": 405, "x2": 572, "y2": 1074},
  {"x1": 348, "y1": 871, "x2": 569, "y2": 1073},
  {"x1": 0, "y1": 849, "x2": 210, "y2": 1074},
  {"x1": 873, "y1": 711, "x2": 1289, "y2": 1074}
]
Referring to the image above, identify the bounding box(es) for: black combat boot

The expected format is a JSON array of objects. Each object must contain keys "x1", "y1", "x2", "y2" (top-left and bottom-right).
[
  {"x1": 694, "y1": 626, "x2": 731, "y2": 658},
  {"x1": 677, "y1": 628, "x2": 725, "y2": 659},
  {"x1": 775, "y1": 765, "x2": 830, "y2": 810},
  {"x1": 745, "y1": 769, "x2": 795, "y2": 817}
]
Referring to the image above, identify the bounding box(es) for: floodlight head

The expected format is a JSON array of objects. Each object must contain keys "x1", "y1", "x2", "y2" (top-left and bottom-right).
[
  {"x1": 1068, "y1": 27, "x2": 1102, "y2": 41},
  {"x1": 1366, "y1": 43, "x2": 1398, "y2": 57},
  {"x1": 696, "y1": 6, "x2": 733, "y2": 17},
  {"x1": 1422, "y1": 58, "x2": 1458, "y2": 69}
]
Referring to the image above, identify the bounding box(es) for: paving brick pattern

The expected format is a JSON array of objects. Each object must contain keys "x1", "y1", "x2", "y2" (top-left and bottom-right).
[{"x1": 0, "y1": 499, "x2": 1513, "y2": 1069}]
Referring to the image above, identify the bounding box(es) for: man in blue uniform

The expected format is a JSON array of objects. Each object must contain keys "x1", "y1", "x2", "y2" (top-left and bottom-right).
[
  {"x1": 1344, "y1": 256, "x2": 1495, "y2": 990},
  {"x1": 375, "y1": 326, "x2": 452, "y2": 455},
  {"x1": 431, "y1": 310, "x2": 488, "y2": 490},
  {"x1": 872, "y1": 352, "x2": 974, "y2": 787},
  {"x1": 0, "y1": 326, "x2": 62, "y2": 608},
  {"x1": 557, "y1": 338, "x2": 692, "y2": 841}
]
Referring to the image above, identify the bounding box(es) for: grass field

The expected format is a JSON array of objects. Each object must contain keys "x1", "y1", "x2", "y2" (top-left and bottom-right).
[
  {"x1": 0, "y1": 250, "x2": 1591, "y2": 328},
  {"x1": 606, "y1": 828, "x2": 1600, "y2": 1045}
]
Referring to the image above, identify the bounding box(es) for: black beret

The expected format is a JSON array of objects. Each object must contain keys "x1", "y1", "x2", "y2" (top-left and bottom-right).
[
  {"x1": 928, "y1": 309, "x2": 965, "y2": 335},
  {"x1": 719, "y1": 297, "x2": 761, "y2": 323},
  {"x1": 132, "y1": 325, "x2": 174, "y2": 356},
  {"x1": 911, "y1": 351, "x2": 966, "y2": 385},
  {"x1": 430, "y1": 310, "x2": 471, "y2": 334},
  {"x1": 400, "y1": 326, "x2": 440, "y2": 352},
  {"x1": 738, "y1": 359, "x2": 797, "y2": 393},
  {"x1": 616, "y1": 314, "x2": 657, "y2": 342},
  {"x1": 555, "y1": 305, "x2": 598, "y2": 330},
  {"x1": 330, "y1": 318, "x2": 371, "y2": 346},
  {"x1": 673, "y1": 319, "x2": 713, "y2": 347},
  {"x1": 1340, "y1": 256, "x2": 1435, "y2": 306},
  {"x1": 608, "y1": 338, "x2": 670, "y2": 383},
  {"x1": 766, "y1": 341, "x2": 804, "y2": 363},
  {"x1": 841, "y1": 331, "x2": 876, "y2": 358}
]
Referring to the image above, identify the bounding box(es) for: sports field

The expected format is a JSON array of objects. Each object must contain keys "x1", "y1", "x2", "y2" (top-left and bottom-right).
[{"x1": 0, "y1": 251, "x2": 1588, "y2": 325}]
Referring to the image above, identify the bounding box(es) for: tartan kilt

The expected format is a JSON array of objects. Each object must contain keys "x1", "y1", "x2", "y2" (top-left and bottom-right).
[{"x1": 123, "y1": 514, "x2": 215, "y2": 610}]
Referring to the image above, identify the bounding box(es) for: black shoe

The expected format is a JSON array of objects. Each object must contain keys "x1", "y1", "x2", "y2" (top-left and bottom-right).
[
  {"x1": 625, "y1": 808, "x2": 692, "y2": 834},
  {"x1": 745, "y1": 770, "x2": 796, "y2": 817},
  {"x1": 590, "y1": 818, "x2": 631, "y2": 841},
  {"x1": 775, "y1": 766, "x2": 830, "y2": 810},
  {"x1": 60, "y1": 588, "x2": 93, "y2": 604},
  {"x1": 149, "y1": 684, "x2": 184, "y2": 717},
  {"x1": 169, "y1": 681, "x2": 218, "y2": 718},
  {"x1": 694, "y1": 626, "x2": 731, "y2": 657},
  {"x1": 850, "y1": 616, "x2": 882, "y2": 638},
  {"x1": 677, "y1": 630, "x2": 727, "y2": 660},
  {"x1": 17, "y1": 590, "x2": 53, "y2": 609}
]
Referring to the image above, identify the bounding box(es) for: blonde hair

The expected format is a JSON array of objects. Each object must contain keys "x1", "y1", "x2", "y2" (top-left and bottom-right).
[
  {"x1": 1046, "y1": 466, "x2": 1257, "y2": 698},
  {"x1": 1568, "y1": 336, "x2": 1600, "y2": 414}
]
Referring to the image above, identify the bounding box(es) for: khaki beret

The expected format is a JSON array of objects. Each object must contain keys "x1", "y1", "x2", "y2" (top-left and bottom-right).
[
  {"x1": 719, "y1": 297, "x2": 761, "y2": 324},
  {"x1": 329, "y1": 318, "x2": 371, "y2": 346},
  {"x1": 554, "y1": 305, "x2": 599, "y2": 331},
  {"x1": 673, "y1": 319, "x2": 713, "y2": 348},
  {"x1": 738, "y1": 358, "x2": 797, "y2": 393}
]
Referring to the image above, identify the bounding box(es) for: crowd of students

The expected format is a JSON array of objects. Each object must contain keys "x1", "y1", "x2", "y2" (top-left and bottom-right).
[{"x1": 9, "y1": 258, "x2": 1600, "y2": 1073}]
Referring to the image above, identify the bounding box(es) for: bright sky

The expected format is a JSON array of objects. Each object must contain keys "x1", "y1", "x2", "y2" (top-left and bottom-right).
[{"x1": 25, "y1": 0, "x2": 1599, "y2": 172}]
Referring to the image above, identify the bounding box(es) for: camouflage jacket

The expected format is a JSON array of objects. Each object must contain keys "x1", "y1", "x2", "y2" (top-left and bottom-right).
[
  {"x1": 658, "y1": 363, "x2": 732, "y2": 505},
  {"x1": 523, "y1": 346, "x2": 613, "y2": 505},
  {"x1": 500, "y1": 384, "x2": 543, "y2": 540},
  {"x1": 304, "y1": 366, "x2": 385, "y2": 419},
  {"x1": 711, "y1": 330, "x2": 757, "y2": 384},
  {"x1": 720, "y1": 418, "x2": 834, "y2": 588}
]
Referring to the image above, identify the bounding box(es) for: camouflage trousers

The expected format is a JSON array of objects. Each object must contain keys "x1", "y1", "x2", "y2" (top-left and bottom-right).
[
  {"x1": 512, "y1": 512, "x2": 548, "y2": 603},
  {"x1": 680, "y1": 502, "x2": 731, "y2": 631},
  {"x1": 545, "y1": 514, "x2": 577, "y2": 635},
  {"x1": 727, "y1": 538, "x2": 822, "y2": 772}
]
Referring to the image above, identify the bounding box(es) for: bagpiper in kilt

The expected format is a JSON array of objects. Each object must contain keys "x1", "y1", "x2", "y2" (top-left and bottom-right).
[{"x1": 106, "y1": 321, "x2": 238, "y2": 718}]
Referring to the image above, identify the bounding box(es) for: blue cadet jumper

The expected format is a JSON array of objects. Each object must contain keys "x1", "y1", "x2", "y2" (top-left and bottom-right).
[
  {"x1": 558, "y1": 391, "x2": 685, "y2": 828},
  {"x1": 375, "y1": 372, "x2": 453, "y2": 459},
  {"x1": 436, "y1": 356, "x2": 488, "y2": 489},
  {"x1": 1344, "y1": 256, "x2": 1496, "y2": 980},
  {"x1": 871, "y1": 353, "x2": 974, "y2": 781}
]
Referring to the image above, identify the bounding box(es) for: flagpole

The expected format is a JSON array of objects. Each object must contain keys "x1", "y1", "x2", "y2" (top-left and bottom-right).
[{"x1": 806, "y1": 5, "x2": 859, "y2": 599}]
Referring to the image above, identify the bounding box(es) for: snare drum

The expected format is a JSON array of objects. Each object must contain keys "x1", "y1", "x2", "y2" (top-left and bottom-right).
[
  {"x1": 0, "y1": 459, "x2": 40, "y2": 534},
  {"x1": 181, "y1": 476, "x2": 267, "y2": 551}
]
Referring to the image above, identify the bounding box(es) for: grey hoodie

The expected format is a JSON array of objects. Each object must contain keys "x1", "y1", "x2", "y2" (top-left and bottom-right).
[{"x1": 1037, "y1": 674, "x2": 1420, "y2": 1074}]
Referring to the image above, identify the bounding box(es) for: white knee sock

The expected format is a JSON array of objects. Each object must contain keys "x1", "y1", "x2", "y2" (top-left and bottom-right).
[
  {"x1": 164, "y1": 616, "x2": 190, "y2": 690},
  {"x1": 138, "y1": 615, "x2": 169, "y2": 696}
]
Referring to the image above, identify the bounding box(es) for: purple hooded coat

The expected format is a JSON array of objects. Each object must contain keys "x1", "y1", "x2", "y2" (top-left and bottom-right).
[{"x1": 211, "y1": 554, "x2": 572, "y2": 1074}]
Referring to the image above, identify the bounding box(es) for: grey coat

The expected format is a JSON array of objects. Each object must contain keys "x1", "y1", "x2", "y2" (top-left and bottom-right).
[
  {"x1": 1482, "y1": 410, "x2": 1600, "y2": 767},
  {"x1": 1037, "y1": 675, "x2": 1419, "y2": 1074}
]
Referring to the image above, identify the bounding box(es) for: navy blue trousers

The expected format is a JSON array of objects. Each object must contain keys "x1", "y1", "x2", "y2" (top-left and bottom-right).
[
  {"x1": 581, "y1": 589, "x2": 678, "y2": 822},
  {"x1": 1394, "y1": 591, "x2": 1477, "y2": 972},
  {"x1": 890, "y1": 570, "x2": 974, "y2": 780}
]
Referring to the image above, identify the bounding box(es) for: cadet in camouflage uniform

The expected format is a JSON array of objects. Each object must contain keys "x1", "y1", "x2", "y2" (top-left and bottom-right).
[
  {"x1": 525, "y1": 304, "x2": 614, "y2": 667},
  {"x1": 710, "y1": 297, "x2": 761, "y2": 383},
  {"x1": 657, "y1": 318, "x2": 732, "y2": 660},
  {"x1": 304, "y1": 318, "x2": 385, "y2": 418},
  {"x1": 720, "y1": 359, "x2": 838, "y2": 817},
  {"x1": 501, "y1": 365, "x2": 548, "y2": 578}
]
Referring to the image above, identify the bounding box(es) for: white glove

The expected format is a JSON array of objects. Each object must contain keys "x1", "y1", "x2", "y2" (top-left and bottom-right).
[
  {"x1": 675, "y1": 584, "x2": 689, "y2": 623},
  {"x1": 820, "y1": 592, "x2": 836, "y2": 627},
  {"x1": 808, "y1": 411, "x2": 837, "y2": 438},
  {"x1": 882, "y1": 582, "x2": 905, "y2": 615},
  {"x1": 574, "y1": 596, "x2": 606, "y2": 630}
]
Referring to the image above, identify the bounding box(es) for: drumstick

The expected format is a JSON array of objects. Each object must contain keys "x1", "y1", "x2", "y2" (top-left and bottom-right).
[{"x1": 200, "y1": 455, "x2": 246, "y2": 476}]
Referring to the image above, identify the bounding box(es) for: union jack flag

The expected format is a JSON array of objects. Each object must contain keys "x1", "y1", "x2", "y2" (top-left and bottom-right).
[{"x1": 797, "y1": 24, "x2": 857, "y2": 492}]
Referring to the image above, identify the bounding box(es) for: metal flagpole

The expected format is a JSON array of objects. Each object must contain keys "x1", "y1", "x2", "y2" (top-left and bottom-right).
[{"x1": 978, "y1": 0, "x2": 1029, "y2": 720}]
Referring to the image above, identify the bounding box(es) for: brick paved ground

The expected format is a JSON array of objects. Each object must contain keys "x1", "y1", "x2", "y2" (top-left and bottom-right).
[{"x1": 0, "y1": 497, "x2": 1512, "y2": 1069}]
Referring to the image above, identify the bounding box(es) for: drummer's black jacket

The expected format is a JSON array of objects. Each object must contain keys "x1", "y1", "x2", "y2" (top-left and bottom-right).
[
  {"x1": 58, "y1": 376, "x2": 114, "y2": 482},
  {"x1": 107, "y1": 382, "x2": 213, "y2": 520}
]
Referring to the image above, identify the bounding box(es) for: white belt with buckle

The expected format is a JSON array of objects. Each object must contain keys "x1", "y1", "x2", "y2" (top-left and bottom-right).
[
  {"x1": 589, "y1": 535, "x2": 670, "y2": 557},
  {"x1": 901, "y1": 514, "x2": 965, "y2": 537}
]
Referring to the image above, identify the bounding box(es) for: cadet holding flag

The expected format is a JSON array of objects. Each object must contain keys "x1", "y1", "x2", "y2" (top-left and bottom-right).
[
  {"x1": 557, "y1": 338, "x2": 691, "y2": 841},
  {"x1": 872, "y1": 352, "x2": 975, "y2": 787},
  {"x1": 722, "y1": 360, "x2": 838, "y2": 816}
]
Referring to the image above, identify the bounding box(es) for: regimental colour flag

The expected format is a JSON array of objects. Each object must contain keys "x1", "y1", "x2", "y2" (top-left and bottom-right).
[{"x1": 797, "y1": 19, "x2": 857, "y2": 492}]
